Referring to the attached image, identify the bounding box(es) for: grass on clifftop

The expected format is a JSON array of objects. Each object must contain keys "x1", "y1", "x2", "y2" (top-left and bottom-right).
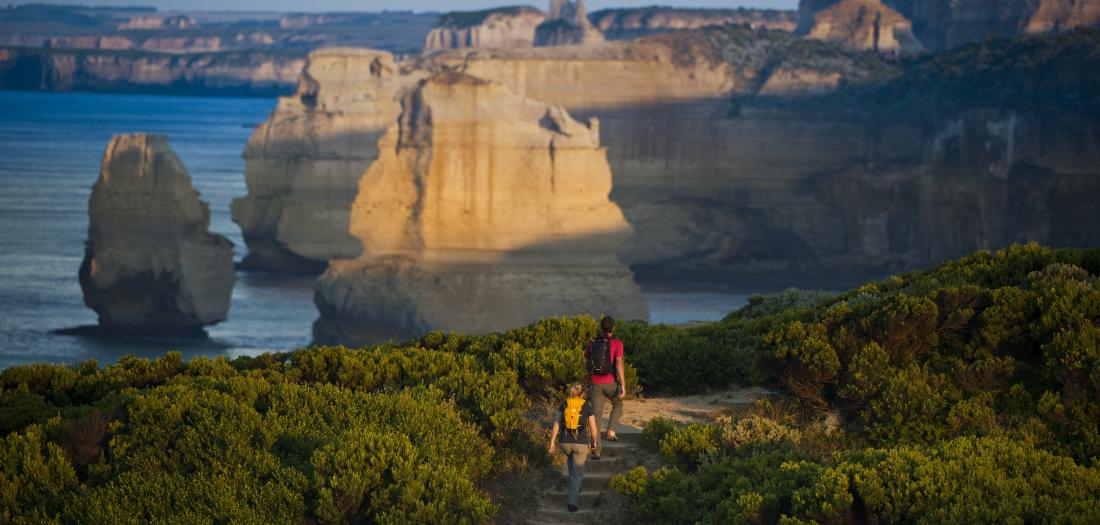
[
  {"x1": 815, "y1": 29, "x2": 1100, "y2": 119},
  {"x1": 436, "y1": 5, "x2": 543, "y2": 29},
  {"x1": 643, "y1": 25, "x2": 900, "y2": 94},
  {"x1": 2, "y1": 243, "x2": 1099, "y2": 523}
]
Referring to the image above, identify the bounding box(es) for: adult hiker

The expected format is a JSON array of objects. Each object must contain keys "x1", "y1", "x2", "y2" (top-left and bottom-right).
[
  {"x1": 549, "y1": 382, "x2": 600, "y2": 512},
  {"x1": 585, "y1": 315, "x2": 626, "y2": 448}
]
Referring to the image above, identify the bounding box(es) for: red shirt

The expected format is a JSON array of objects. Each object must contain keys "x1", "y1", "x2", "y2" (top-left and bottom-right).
[{"x1": 584, "y1": 337, "x2": 624, "y2": 384}]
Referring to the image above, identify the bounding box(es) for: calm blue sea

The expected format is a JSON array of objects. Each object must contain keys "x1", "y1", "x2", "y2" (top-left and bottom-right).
[{"x1": 0, "y1": 90, "x2": 748, "y2": 370}]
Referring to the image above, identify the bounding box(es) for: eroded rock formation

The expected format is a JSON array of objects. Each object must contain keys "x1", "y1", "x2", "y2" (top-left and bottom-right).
[
  {"x1": 79, "y1": 134, "x2": 235, "y2": 336},
  {"x1": 313, "y1": 73, "x2": 646, "y2": 345},
  {"x1": 805, "y1": 0, "x2": 923, "y2": 52},
  {"x1": 534, "y1": 0, "x2": 605, "y2": 46},
  {"x1": 424, "y1": 7, "x2": 546, "y2": 51},
  {"x1": 235, "y1": 29, "x2": 1100, "y2": 288},
  {"x1": 232, "y1": 48, "x2": 424, "y2": 272},
  {"x1": 801, "y1": 0, "x2": 1100, "y2": 50}
]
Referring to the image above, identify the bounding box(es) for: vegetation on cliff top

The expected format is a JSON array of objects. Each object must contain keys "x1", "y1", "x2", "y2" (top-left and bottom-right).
[
  {"x1": 436, "y1": 6, "x2": 543, "y2": 29},
  {"x1": 883, "y1": 29, "x2": 1100, "y2": 116},
  {"x1": 644, "y1": 25, "x2": 900, "y2": 93},
  {"x1": 2, "y1": 243, "x2": 1099, "y2": 523},
  {"x1": 812, "y1": 29, "x2": 1100, "y2": 119}
]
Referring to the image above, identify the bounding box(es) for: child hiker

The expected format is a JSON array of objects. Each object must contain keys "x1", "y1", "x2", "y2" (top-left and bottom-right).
[{"x1": 548, "y1": 382, "x2": 600, "y2": 512}]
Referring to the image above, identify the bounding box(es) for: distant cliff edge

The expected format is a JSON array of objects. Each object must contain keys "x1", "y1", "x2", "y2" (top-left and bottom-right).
[{"x1": 0, "y1": 47, "x2": 304, "y2": 96}]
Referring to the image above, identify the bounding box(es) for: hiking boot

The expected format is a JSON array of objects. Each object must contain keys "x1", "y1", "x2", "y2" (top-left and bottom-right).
[{"x1": 568, "y1": 504, "x2": 578, "y2": 513}]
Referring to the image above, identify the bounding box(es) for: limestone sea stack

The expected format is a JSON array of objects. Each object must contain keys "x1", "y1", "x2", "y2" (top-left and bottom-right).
[
  {"x1": 314, "y1": 72, "x2": 647, "y2": 345},
  {"x1": 232, "y1": 49, "x2": 423, "y2": 272},
  {"x1": 79, "y1": 134, "x2": 234, "y2": 336}
]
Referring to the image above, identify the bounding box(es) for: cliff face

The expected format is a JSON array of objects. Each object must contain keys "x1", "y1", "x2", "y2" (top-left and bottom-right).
[
  {"x1": 534, "y1": 0, "x2": 605, "y2": 46},
  {"x1": 590, "y1": 7, "x2": 798, "y2": 40},
  {"x1": 806, "y1": 0, "x2": 924, "y2": 52},
  {"x1": 313, "y1": 73, "x2": 645, "y2": 345},
  {"x1": 235, "y1": 30, "x2": 1100, "y2": 287},
  {"x1": 231, "y1": 49, "x2": 423, "y2": 272},
  {"x1": 592, "y1": 103, "x2": 1100, "y2": 285},
  {"x1": 79, "y1": 134, "x2": 235, "y2": 336},
  {"x1": 0, "y1": 47, "x2": 303, "y2": 96},
  {"x1": 424, "y1": 7, "x2": 546, "y2": 51},
  {"x1": 231, "y1": 30, "x2": 895, "y2": 272},
  {"x1": 911, "y1": 0, "x2": 1100, "y2": 49},
  {"x1": 802, "y1": 0, "x2": 1100, "y2": 50}
]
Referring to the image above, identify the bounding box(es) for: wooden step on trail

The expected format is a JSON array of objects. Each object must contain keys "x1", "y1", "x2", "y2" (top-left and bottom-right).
[{"x1": 526, "y1": 429, "x2": 643, "y2": 525}]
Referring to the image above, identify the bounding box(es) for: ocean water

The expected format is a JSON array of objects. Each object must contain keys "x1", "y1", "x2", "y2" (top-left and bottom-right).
[{"x1": 0, "y1": 90, "x2": 749, "y2": 370}]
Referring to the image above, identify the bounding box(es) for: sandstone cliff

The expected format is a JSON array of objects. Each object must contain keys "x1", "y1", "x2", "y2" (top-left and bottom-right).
[
  {"x1": 590, "y1": 7, "x2": 798, "y2": 40},
  {"x1": 424, "y1": 6, "x2": 546, "y2": 51},
  {"x1": 801, "y1": 0, "x2": 1100, "y2": 50},
  {"x1": 0, "y1": 47, "x2": 303, "y2": 96},
  {"x1": 233, "y1": 28, "x2": 896, "y2": 272},
  {"x1": 805, "y1": 0, "x2": 923, "y2": 52},
  {"x1": 313, "y1": 73, "x2": 646, "y2": 345},
  {"x1": 235, "y1": 29, "x2": 1100, "y2": 288},
  {"x1": 534, "y1": 0, "x2": 605, "y2": 46},
  {"x1": 232, "y1": 49, "x2": 424, "y2": 271},
  {"x1": 79, "y1": 134, "x2": 235, "y2": 336}
]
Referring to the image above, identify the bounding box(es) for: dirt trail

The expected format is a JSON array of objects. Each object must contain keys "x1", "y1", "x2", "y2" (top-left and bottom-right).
[{"x1": 524, "y1": 387, "x2": 770, "y2": 524}]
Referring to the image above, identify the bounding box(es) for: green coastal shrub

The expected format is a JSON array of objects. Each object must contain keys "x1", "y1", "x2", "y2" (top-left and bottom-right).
[
  {"x1": 0, "y1": 425, "x2": 78, "y2": 525},
  {"x1": 763, "y1": 244, "x2": 1100, "y2": 460},
  {"x1": 615, "y1": 433, "x2": 1100, "y2": 525}
]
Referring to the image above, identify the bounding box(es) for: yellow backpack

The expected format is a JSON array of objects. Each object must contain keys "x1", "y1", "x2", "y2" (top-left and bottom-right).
[{"x1": 563, "y1": 397, "x2": 586, "y2": 437}]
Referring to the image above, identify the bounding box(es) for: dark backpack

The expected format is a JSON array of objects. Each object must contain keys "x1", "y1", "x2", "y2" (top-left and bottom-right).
[{"x1": 589, "y1": 335, "x2": 612, "y2": 375}]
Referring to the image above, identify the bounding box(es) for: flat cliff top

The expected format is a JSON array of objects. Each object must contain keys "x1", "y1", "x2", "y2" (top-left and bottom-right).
[
  {"x1": 589, "y1": 6, "x2": 797, "y2": 24},
  {"x1": 813, "y1": 0, "x2": 909, "y2": 26},
  {"x1": 428, "y1": 39, "x2": 640, "y2": 61},
  {"x1": 436, "y1": 5, "x2": 544, "y2": 29}
]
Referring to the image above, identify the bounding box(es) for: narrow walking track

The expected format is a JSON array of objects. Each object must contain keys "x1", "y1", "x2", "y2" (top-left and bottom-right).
[
  {"x1": 525, "y1": 429, "x2": 643, "y2": 525},
  {"x1": 525, "y1": 388, "x2": 769, "y2": 524}
]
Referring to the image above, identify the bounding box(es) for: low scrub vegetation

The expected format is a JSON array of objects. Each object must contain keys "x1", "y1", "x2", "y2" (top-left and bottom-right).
[
  {"x1": 2, "y1": 243, "x2": 1097, "y2": 523},
  {"x1": 614, "y1": 243, "x2": 1100, "y2": 524}
]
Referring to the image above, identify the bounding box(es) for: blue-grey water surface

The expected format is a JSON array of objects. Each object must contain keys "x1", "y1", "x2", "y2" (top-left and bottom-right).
[{"x1": 0, "y1": 90, "x2": 748, "y2": 370}]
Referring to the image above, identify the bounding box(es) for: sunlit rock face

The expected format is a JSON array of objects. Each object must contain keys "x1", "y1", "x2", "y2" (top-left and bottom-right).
[
  {"x1": 231, "y1": 48, "x2": 426, "y2": 272},
  {"x1": 423, "y1": 7, "x2": 546, "y2": 51},
  {"x1": 79, "y1": 134, "x2": 234, "y2": 336},
  {"x1": 313, "y1": 73, "x2": 646, "y2": 345},
  {"x1": 231, "y1": 39, "x2": 740, "y2": 273},
  {"x1": 534, "y1": 0, "x2": 605, "y2": 46},
  {"x1": 805, "y1": 0, "x2": 924, "y2": 53},
  {"x1": 233, "y1": 32, "x2": 1100, "y2": 289}
]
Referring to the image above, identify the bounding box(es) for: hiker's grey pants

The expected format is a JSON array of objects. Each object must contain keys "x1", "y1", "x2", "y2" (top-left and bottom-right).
[
  {"x1": 560, "y1": 442, "x2": 589, "y2": 508},
  {"x1": 589, "y1": 381, "x2": 622, "y2": 434}
]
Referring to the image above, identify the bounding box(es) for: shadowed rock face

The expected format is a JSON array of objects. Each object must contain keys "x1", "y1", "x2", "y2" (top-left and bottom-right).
[
  {"x1": 79, "y1": 134, "x2": 235, "y2": 336},
  {"x1": 313, "y1": 73, "x2": 646, "y2": 345},
  {"x1": 235, "y1": 31, "x2": 1100, "y2": 289},
  {"x1": 800, "y1": 0, "x2": 1100, "y2": 50}
]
